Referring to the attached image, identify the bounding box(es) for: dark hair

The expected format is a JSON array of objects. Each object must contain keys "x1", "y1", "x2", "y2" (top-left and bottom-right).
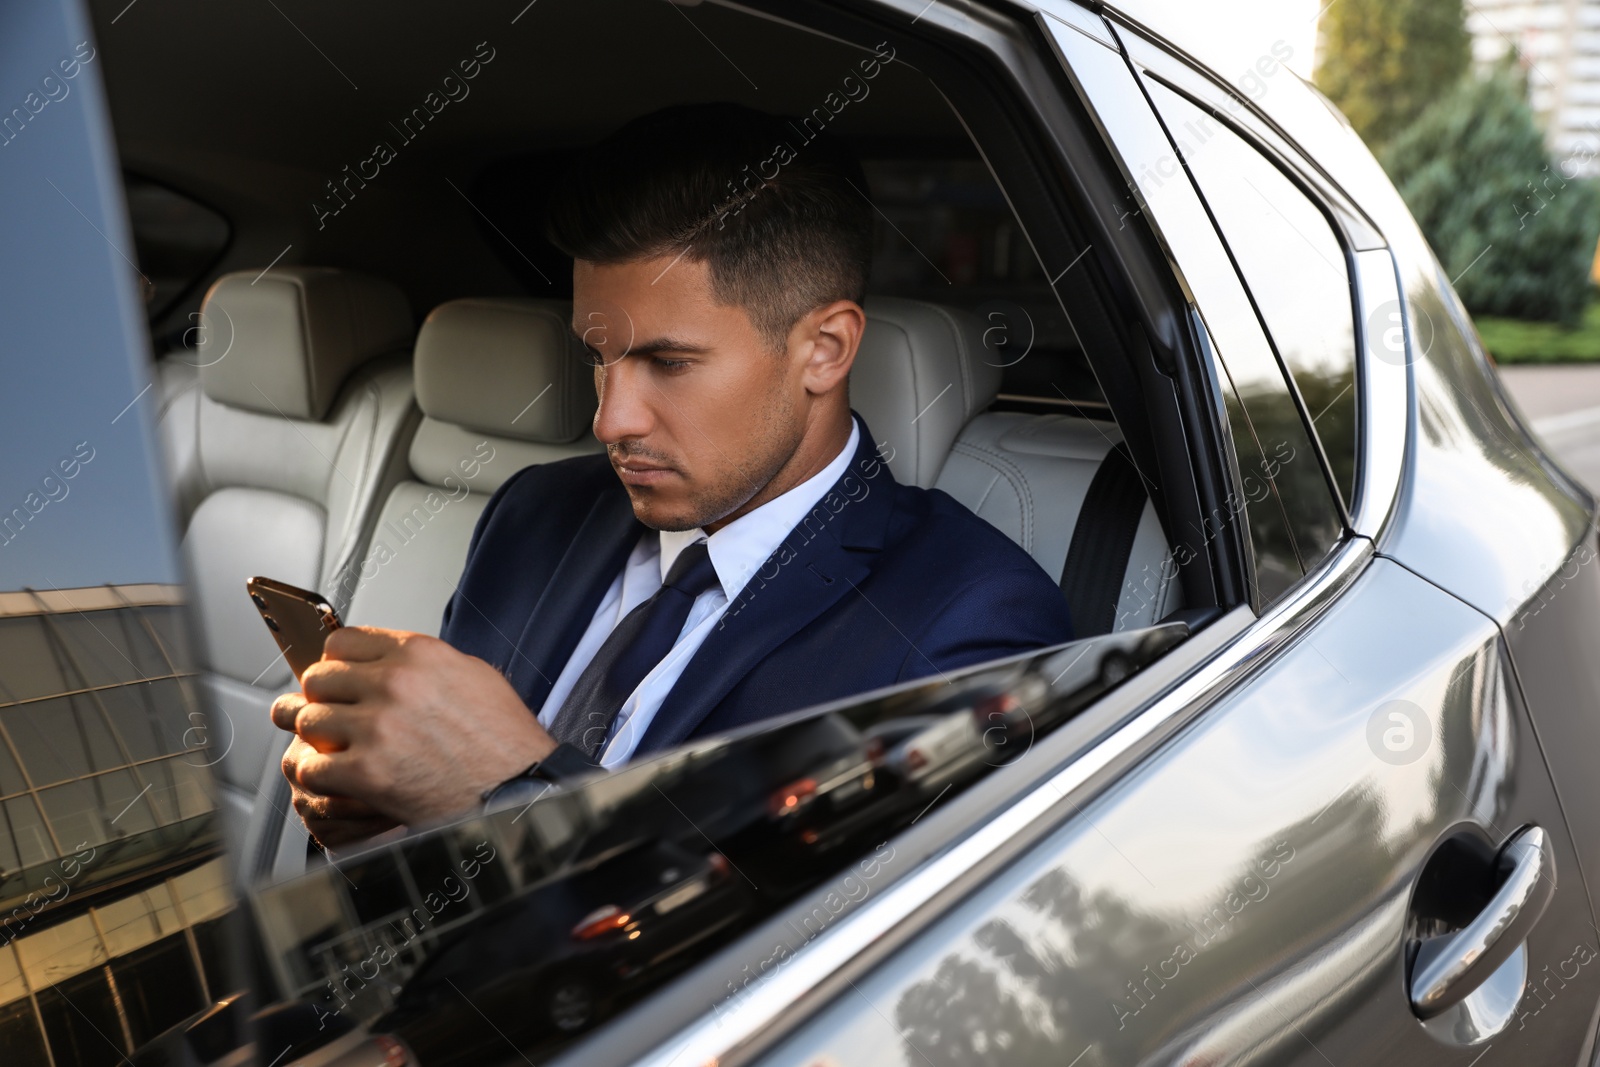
[{"x1": 544, "y1": 102, "x2": 874, "y2": 352}]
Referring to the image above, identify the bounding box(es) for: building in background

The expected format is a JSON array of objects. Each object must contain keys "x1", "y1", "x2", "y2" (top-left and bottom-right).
[{"x1": 1467, "y1": 0, "x2": 1600, "y2": 176}]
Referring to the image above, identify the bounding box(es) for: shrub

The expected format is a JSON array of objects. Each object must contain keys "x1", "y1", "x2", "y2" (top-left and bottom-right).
[{"x1": 1382, "y1": 65, "x2": 1600, "y2": 324}]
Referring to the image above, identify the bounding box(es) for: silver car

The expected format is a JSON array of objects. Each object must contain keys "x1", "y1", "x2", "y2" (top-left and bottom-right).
[{"x1": 4, "y1": 0, "x2": 1598, "y2": 1065}]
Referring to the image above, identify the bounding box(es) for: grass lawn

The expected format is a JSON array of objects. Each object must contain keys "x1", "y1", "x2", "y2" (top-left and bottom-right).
[{"x1": 1476, "y1": 302, "x2": 1600, "y2": 364}]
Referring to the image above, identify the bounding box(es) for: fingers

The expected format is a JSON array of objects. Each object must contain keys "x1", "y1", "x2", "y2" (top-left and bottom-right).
[
  {"x1": 289, "y1": 785, "x2": 398, "y2": 849},
  {"x1": 293, "y1": 702, "x2": 357, "y2": 754},
  {"x1": 301, "y1": 656, "x2": 377, "y2": 705},
  {"x1": 282, "y1": 734, "x2": 360, "y2": 793},
  {"x1": 272, "y1": 693, "x2": 356, "y2": 752},
  {"x1": 270, "y1": 691, "x2": 306, "y2": 733},
  {"x1": 322, "y1": 625, "x2": 406, "y2": 663},
  {"x1": 288, "y1": 782, "x2": 386, "y2": 822},
  {"x1": 293, "y1": 746, "x2": 375, "y2": 805}
]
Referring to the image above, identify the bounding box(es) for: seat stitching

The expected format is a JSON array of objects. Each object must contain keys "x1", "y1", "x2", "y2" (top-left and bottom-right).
[
  {"x1": 948, "y1": 440, "x2": 1033, "y2": 553},
  {"x1": 970, "y1": 469, "x2": 1002, "y2": 514},
  {"x1": 951, "y1": 440, "x2": 1034, "y2": 532}
]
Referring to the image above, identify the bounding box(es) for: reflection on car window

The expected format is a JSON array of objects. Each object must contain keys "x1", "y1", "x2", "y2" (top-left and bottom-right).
[
  {"x1": 1149, "y1": 82, "x2": 1348, "y2": 594},
  {"x1": 248, "y1": 627, "x2": 1184, "y2": 1066},
  {"x1": 0, "y1": 595, "x2": 237, "y2": 1067}
]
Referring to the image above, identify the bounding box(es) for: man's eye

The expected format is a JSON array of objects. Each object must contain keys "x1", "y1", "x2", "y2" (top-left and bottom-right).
[{"x1": 651, "y1": 357, "x2": 691, "y2": 371}]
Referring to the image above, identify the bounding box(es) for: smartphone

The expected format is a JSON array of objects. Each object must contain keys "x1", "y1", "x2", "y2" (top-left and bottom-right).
[{"x1": 246, "y1": 577, "x2": 343, "y2": 681}]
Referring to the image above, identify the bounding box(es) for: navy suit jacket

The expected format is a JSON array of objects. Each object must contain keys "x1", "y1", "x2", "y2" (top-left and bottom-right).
[{"x1": 439, "y1": 415, "x2": 1074, "y2": 758}]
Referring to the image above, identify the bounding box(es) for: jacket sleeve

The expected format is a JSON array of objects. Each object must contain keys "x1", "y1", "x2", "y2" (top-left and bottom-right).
[
  {"x1": 437, "y1": 464, "x2": 539, "y2": 641},
  {"x1": 895, "y1": 564, "x2": 1076, "y2": 681}
]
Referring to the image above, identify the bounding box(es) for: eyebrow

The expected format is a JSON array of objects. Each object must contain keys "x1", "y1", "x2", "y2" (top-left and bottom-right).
[{"x1": 568, "y1": 326, "x2": 710, "y2": 357}]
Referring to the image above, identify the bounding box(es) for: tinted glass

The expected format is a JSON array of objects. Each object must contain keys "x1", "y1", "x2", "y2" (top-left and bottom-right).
[
  {"x1": 124, "y1": 175, "x2": 230, "y2": 331},
  {"x1": 247, "y1": 629, "x2": 1183, "y2": 1065},
  {"x1": 1205, "y1": 331, "x2": 1306, "y2": 600},
  {"x1": 0, "y1": 607, "x2": 231, "y2": 1065},
  {"x1": 112, "y1": 935, "x2": 208, "y2": 1047},
  {"x1": 1150, "y1": 82, "x2": 1358, "y2": 520},
  {"x1": 2, "y1": 6, "x2": 240, "y2": 1062}
]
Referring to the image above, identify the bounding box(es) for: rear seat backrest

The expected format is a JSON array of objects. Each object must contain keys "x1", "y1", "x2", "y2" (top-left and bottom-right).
[
  {"x1": 342, "y1": 297, "x2": 602, "y2": 635},
  {"x1": 850, "y1": 295, "x2": 1182, "y2": 635},
  {"x1": 167, "y1": 267, "x2": 416, "y2": 829},
  {"x1": 850, "y1": 296, "x2": 1002, "y2": 488},
  {"x1": 937, "y1": 412, "x2": 1181, "y2": 632},
  {"x1": 250, "y1": 298, "x2": 601, "y2": 880}
]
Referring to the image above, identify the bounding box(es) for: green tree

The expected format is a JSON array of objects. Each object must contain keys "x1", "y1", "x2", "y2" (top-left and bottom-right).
[
  {"x1": 1316, "y1": 0, "x2": 1471, "y2": 150},
  {"x1": 1383, "y1": 65, "x2": 1600, "y2": 324}
]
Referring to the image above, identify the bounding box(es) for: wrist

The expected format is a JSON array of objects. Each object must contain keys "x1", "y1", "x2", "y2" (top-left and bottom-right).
[
  {"x1": 480, "y1": 742, "x2": 600, "y2": 811},
  {"x1": 475, "y1": 721, "x2": 558, "y2": 796}
]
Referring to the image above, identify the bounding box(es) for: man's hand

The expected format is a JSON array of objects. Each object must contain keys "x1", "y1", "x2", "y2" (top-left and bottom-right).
[
  {"x1": 280, "y1": 735, "x2": 400, "y2": 849},
  {"x1": 271, "y1": 627, "x2": 557, "y2": 828}
]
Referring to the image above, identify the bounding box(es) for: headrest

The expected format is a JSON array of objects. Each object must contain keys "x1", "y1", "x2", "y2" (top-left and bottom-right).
[
  {"x1": 413, "y1": 298, "x2": 596, "y2": 444},
  {"x1": 198, "y1": 267, "x2": 412, "y2": 421},
  {"x1": 849, "y1": 297, "x2": 1004, "y2": 487}
]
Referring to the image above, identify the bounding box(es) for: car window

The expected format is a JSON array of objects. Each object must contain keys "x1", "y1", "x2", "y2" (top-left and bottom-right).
[
  {"x1": 123, "y1": 175, "x2": 230, "y2": 335},
  {"x1": 1147, "y1": 81, "x2": 1357, "y2": 529},
  {"x1": 861, "y1": 159, "x2": 1106, "y2": 409},
  {"x1": 247, "y1": 625, "x2": 1183, "y2": 1066},
  {"x1": 0, "y1": 599, "x2": 233, "y2": 1065}
]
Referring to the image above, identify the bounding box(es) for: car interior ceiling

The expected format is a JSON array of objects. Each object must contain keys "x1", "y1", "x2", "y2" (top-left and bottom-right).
[{"x1": 101, "y1": 0, "x2": 1232, "y2": 804}]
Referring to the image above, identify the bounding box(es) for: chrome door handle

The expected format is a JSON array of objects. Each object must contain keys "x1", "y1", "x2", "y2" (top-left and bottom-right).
[{"x1": 1409, "y1": 825, "x2": 1555, "y2": 1019}]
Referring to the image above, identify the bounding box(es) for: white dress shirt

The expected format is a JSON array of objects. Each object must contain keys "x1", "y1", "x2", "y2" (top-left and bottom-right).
[{"x1": 536, "y1": 421, "x2": 861, "y2": 767}]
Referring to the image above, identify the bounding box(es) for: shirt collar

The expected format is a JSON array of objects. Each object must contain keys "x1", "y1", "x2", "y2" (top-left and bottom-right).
[{"x1": 658, "y1": 419, "x2": 861, "y2": 600}]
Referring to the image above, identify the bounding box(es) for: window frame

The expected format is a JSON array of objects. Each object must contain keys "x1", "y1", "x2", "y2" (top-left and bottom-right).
[
  {"x1": 1111, "y1": 22, "x2": 1409, "y2": 545},
  {"x1": 1135, "y1": 73, "x2": 1356, "y2": 592},
  {"x1": 1135, "y1": 70, "x2": 1361, "y2": 528}
]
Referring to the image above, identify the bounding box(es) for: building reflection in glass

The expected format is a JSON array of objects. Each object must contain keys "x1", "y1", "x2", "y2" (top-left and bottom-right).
[{"x1": 0, "y1": 585, "x2": 233, "y2": 1067}]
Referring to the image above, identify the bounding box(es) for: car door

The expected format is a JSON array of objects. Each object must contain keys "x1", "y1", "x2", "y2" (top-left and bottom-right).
[
  {"x1": 732, "y1": 6, "x2": 1600, "y2": 1065},
  {"x1": 0, "y1": 2, "x2": 244, "y2": 1063}
]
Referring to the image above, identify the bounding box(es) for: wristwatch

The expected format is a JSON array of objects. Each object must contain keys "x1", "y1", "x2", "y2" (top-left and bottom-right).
[{"x1": 479, "y1": 742, "x2": 600, "y2": 811}]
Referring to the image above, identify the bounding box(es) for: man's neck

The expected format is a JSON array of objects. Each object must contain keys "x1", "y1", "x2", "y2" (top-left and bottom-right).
[{"x1": 704, "y1": 409, "x2": 855, "y2": 534}]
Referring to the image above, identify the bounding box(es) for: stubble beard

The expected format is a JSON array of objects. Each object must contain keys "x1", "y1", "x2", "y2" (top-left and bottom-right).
[{"x1": 628, "y1": 402, "x2": 800, "y2": 532}]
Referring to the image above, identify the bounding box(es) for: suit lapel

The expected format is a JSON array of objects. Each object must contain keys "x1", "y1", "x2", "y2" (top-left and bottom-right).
[
  {"x1": 508, "y1": 483, "x2": 644, "y2": 711},
  {"x1": 637, "y1": 418, "x2": 897, "y2": 754}
]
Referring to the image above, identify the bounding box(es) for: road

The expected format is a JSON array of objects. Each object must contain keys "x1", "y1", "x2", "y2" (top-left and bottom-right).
[{"x1": 1497, "y1": 364, "x2": 1600, "y2": 494}]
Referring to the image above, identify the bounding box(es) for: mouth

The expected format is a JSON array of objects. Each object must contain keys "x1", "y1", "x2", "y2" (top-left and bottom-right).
[{"x1": 611, "y1": 457, "x2": 678, "y2": 487}]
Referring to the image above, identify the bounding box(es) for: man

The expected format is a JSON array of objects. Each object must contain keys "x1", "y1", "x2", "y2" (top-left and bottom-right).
[{"x1": 272, "y1": 103, "x2": 1074, "y2": 848}]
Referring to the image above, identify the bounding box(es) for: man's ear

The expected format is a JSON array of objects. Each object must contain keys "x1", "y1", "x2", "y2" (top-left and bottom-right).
[{"x1": 796, "y1": 300, "x2": 866, "y2": 396}]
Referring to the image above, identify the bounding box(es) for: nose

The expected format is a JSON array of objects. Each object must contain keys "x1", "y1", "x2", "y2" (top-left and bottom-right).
[{"x1": 591, "y1": 360, "x2": 655, "y2": 447}]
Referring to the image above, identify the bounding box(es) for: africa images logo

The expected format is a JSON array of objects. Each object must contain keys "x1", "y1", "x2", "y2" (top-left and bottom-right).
[{"x1": 1365, "y1": 699, "x2": 1432, "y2": 766}]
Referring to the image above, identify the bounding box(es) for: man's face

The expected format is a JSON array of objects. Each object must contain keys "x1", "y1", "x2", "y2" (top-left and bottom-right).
[{"x1": 573, "y1": 255, "x2": 806, "y2": 532}]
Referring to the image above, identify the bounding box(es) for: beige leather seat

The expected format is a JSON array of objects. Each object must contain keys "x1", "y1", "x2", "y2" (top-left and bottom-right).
[
  {"x1": 851, "y1": 296, "x2": 1182, "y2": 635},
  {"x1": 157, "y1": 267, "x2": 417, "y2": 844},
  {"x1": 342, "y1": 297, "x2": 602, "y2": 634},
  {"x1": 247, "y1": 296, "x2": 601, "y2": 879}
]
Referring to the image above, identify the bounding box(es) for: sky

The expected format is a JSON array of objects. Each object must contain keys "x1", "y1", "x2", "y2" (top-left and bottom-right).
[{"x1": 1185, "y1": 0, "x2": 1323, "y2": 80}]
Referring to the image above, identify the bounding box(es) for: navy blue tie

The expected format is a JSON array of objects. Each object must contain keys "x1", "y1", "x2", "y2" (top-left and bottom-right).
[{"x1": 548, "y1": 539, "x2": 721, "y2": 758}]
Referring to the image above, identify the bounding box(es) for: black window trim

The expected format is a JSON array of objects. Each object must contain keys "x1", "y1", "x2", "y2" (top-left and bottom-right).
[{"x1": 1128, "y1": 67, "x2": 1360, "y2": 533}]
